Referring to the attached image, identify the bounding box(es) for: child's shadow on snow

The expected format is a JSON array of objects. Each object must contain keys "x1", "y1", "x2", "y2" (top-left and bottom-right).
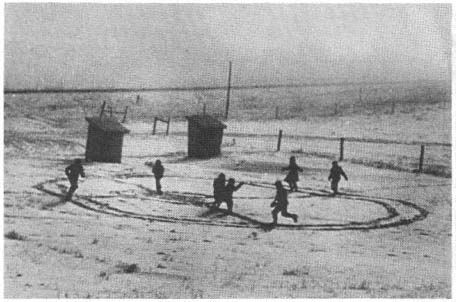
[{"x1": 40, "y1": 198, "x2": 67, "y2": 210}]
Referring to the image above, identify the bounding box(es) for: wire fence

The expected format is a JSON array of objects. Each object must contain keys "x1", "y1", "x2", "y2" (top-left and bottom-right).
[
  {"x1": 4, "y1": 82, "x2": 451, "y2": 178},
  {"x1": 220, "y1": 132, "x2": 451, "y2": 178}
]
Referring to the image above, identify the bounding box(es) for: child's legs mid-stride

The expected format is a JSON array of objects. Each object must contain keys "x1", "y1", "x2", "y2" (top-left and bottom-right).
[
  {"x1": 281, "y1": 206, "x2": 298, "y2": 222},
  {"x1": 286, "y1": 180, "x2": 298, "y2": 192},
  {"x1": 331, "y1": 180, "x2": 339, "y2": 194},
  {"x1": 155, "y1": 177, "x2": 162, "y2": 193},
  {"x1": 272, "y1": 205, "x2": 297, "y2": 224},
  {"x1": 66, "y1": 178, "x2": 78, "y2": 200},
  {"x1": 271, "y1": 207, "x2": 281, "y2": 224},
  {"x1": 214, "y1": 200, "x2": 232, "y2": 212}
]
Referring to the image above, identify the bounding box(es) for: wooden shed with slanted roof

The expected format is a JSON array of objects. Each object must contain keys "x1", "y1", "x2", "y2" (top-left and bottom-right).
[
  {"x1": 85, "y1": 116, "x2": 130, "y2": 163},
  {"x1": 186, "y1": 114, "x2": 227, "y2": 158}
]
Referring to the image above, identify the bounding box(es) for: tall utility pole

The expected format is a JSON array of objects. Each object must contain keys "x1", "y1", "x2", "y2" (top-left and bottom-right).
[{"x1": 225, "y1": 61, "x2": 232, "y2": 119}]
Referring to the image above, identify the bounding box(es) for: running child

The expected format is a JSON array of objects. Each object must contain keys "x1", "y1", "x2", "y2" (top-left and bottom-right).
[
  {"x1": 270, "y1": 181, "x2": 298, "y2": 225},
  {"x1": 64, "y1": 158, "x2": 85, "y2": 201},
  {"x1": 282, "y1": 156, "x2": 303, "y2": 192}
]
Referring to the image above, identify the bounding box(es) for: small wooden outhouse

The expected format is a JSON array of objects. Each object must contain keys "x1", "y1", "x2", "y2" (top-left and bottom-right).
[
  {"x1": 186, "y1": 114, "x2": 226, "y2": 158},
  {"x1": 85, "y1": 116, "x2": 130, "y2": 163}
]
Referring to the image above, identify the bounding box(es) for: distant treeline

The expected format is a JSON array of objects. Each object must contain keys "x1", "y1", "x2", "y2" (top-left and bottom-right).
[{"x1": 3, "y1": 80, "x2": 424, "y2": 95}]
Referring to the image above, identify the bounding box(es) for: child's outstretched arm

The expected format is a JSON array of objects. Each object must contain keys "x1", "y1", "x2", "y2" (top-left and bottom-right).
[
  {"x1": 341, "y1": 169, "x2": 348, "y2": 180},
  {"x1": 234, "y1": 182, "x2": 244, "y2": 191}
]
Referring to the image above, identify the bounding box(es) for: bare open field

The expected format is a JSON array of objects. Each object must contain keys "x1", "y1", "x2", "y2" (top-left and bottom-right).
[{"x1": 3, "y1": 82, "x2": 451, "y2": 298}]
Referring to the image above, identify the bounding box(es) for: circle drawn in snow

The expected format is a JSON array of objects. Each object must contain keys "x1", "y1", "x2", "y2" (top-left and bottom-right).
[{"x1": 35, "y1": 173, "x2": 428, "y2": 231}]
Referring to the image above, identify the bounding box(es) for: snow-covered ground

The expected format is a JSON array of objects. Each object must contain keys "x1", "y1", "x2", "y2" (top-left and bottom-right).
[{"x1": 3, "y1": 94, "x2": 451, "y2": 298}]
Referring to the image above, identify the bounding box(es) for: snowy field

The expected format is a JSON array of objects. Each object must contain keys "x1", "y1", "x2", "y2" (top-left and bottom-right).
[{"x1": 3, "y1": 85, "x2": 451, "y2": 298}]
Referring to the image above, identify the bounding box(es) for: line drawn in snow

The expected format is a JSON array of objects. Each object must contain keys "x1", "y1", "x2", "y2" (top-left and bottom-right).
[{"x1": 34, "y1": 173, "x2": 428, "y2": 231}]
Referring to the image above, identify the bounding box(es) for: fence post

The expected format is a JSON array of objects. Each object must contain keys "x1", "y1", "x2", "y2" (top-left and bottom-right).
[
  {"x1": 277, "y1": 130, "x2": 283, "y2": 151},
  {"x1": 418, "y1": 145, "x2": 425, "y2": 173},
  {"x1": 99, "y1": 101, "x2": 106, "y2": 117},
  {"x1": 339, "y1": 138, "x2": 345, "y2": 161},
  {"x1": 334, "y1": 103, "x2": 338, "y2": 115},
  {"x1": 110, "y1": 106, "x2": 113, "y2": 117},
  {"x1": 136, "y1": 95, "x2": 140, "y2": 104},
  {"x1": 152, "y1": 117, "x2": 157, "y2": 135},
  {"x1": 391, "y1": 102, "x2": 395, "y2": 114},
  {"x1": 275, "y1": 106, "x2": 279, "y2": 119},
  {"x1": 225, "y1": 61, "x2": 232, "y2": 119},
  {"x1": 122, "y1": 106, "x2": 128, "y2": 123},
  {"x1": 203, "y1": 103, "x2": 206, "y2": 115},
  {"x1": 166, "y1": 116, "x2": 171, "y2": 136}
]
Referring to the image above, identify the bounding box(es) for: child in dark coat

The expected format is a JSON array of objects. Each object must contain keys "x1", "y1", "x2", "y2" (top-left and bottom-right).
[
  {"x1": 152, "y1": 160, "x2": 164, "y2": 195},
  {"x1": 212, "y1": 173, "x2": 226, "y2": 208},
  {"x1": 282, "y1": 156, "x2": 303, "y2": 192},
  {"x1": 270, "y1": 181, "x2": 298, "y2": 225},
  {"x1": 328, "y1": 161, "x2": 348, "y2": 196},
  {"x1": 64, "y1": 158, "x2": 85, "y2": 201},
  {"x1": 221, "y1": 178, "x2": 244, "y2": 212}
]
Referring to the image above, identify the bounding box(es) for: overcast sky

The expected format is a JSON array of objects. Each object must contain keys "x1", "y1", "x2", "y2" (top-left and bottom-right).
[{"x1": 4, "y1": 3, "x2": 451, "y2": 89}]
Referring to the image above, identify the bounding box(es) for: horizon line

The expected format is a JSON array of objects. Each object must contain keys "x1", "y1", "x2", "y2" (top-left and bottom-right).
[{"x1": 3, "y1": 79, "x2": 439, "y2": 95}]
